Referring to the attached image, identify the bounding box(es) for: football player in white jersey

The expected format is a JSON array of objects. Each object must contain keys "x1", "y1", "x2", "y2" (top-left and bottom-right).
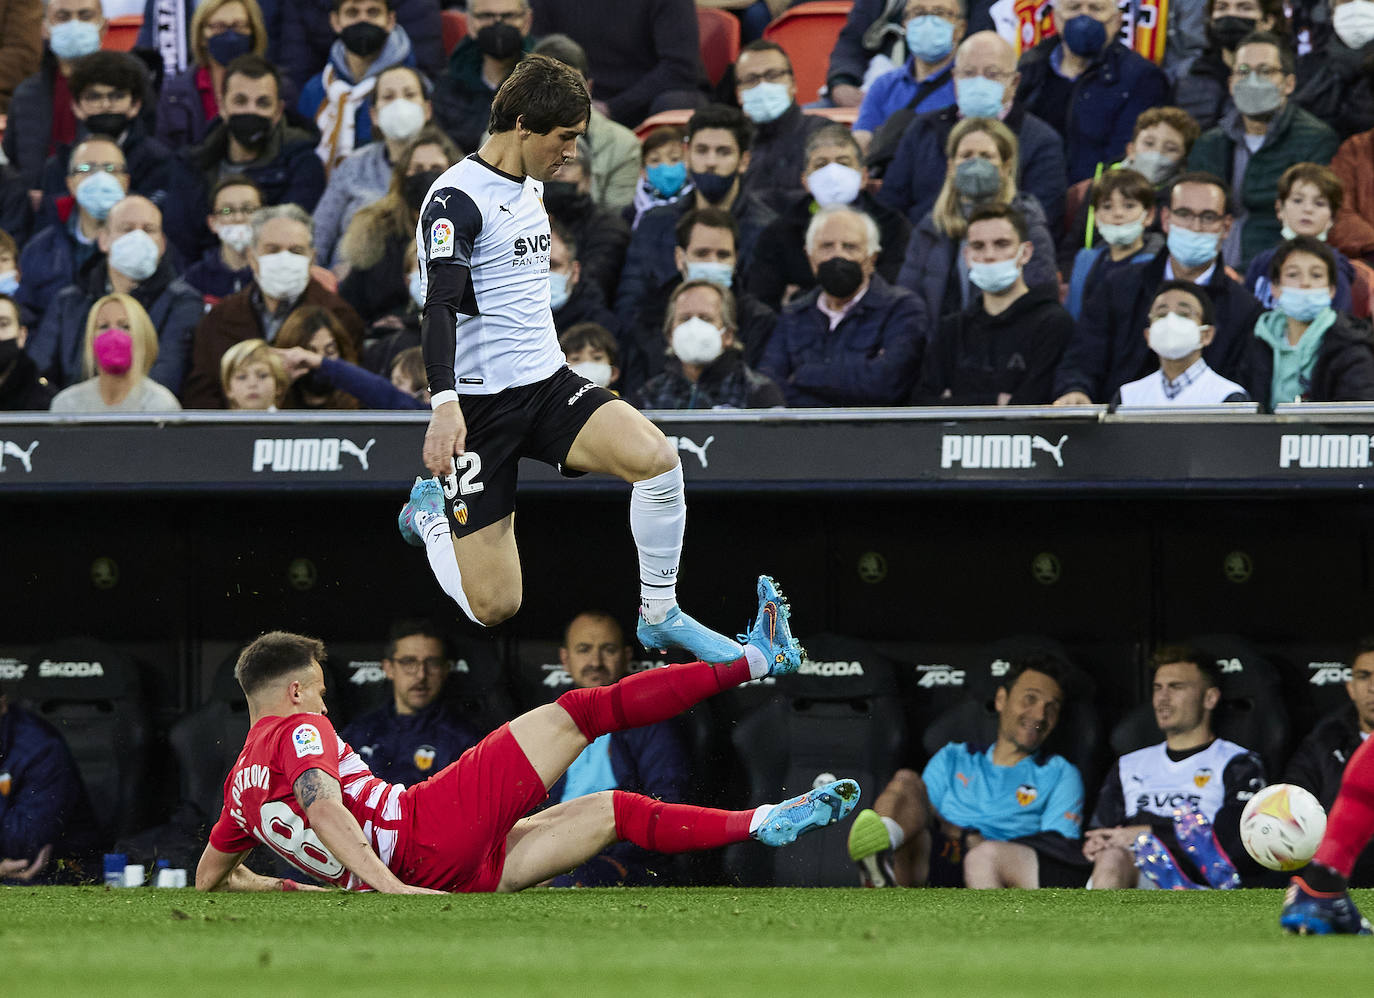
[{"x1": 397, "y1": 55, "x2": 742, "y2": 664}]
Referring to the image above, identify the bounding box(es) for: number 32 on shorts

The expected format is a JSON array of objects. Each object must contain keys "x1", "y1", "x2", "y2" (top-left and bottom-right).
[{"x1": 442, "y1": 452, "x2": 485, "y2": 497}]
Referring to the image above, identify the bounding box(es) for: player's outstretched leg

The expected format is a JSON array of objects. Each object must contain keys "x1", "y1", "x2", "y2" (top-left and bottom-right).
[{"x1": 399, "y1": 476, "x2": 489, "y2": 626}]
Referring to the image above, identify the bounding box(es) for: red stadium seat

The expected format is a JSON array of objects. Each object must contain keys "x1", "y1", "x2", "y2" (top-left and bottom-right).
[
  {"x1": 762, "y1": 1, "x2": 853, "y2": 105},
  {"x1": 441, "y1": 10, "x2": 467, "y2": 56},
  {"x1": 697, "y1": 7, "x2": 741, "y2": 87},
  {"x1": 103, "y1": 14, "x2": 142, "y2": 52},
  {"x1": 634, "y1": 108, "x2": 694, "y2": 140},
  {"x1": 803, "y1": 105, "x2": 858, "y2": 125}
]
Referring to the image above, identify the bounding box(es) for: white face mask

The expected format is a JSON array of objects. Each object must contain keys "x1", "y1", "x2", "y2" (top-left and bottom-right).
[
  {"x1": 1097, "y1": 214, "x2": 1146, "y2": 248},
  {"x1": 218, "y1": 222, "x2": 254, "y2": 253},
  {"x1": 377, "y1": 98, "x2": 426, "y2": 142},
  {"x1": 255, "y1": 250, "x2": 312, "y2": 301},
  {"x1": 805, "y1": 162, "x2": 864, "y2": 208},
  {"x1": 570, "y1": 360, "x2": 613, "y2": 388},
  {"x1": 670, "y1": 316, "x2": 725, "y2": 366},
  {"x1": 1335, "y1": 0, "x2": 1374, "y2": 49},
  {"x1": 1280, "y1": 223, "x2": 1329, "y2": 242},
  {"x1": 1148, "y1": 312, "x2": 1205, "y2": 360}
]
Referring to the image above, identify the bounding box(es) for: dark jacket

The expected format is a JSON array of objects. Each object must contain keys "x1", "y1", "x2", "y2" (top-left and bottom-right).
[
  {"x1": 760, "y1": 272, "x2": 924, "y2": 407},
  {"x1": 0, "y1": 350, "x2": 54, "y2": 411},
  {"x1": 1016, "y1": 38, "x2": 1170, "y2": 184},
  {"x1": 1189, "y1": 103, "x2": 1341, "y2": 268},
  {"x1": 1174, "y1": 48, "x2": 1231, "y2": 133},
  {"x1": 551, "y1": 193, "x2": 630, "y2": 305},
  {"x1": 278, "y1": 0, "x2": 442, "y2": 90},
  {"x1": 1053, "y1": 249, "x2": 1264, "y2": 401},
  {"x1": 14, "y1": 205, "x2": 102, "y2": 326},
  {"x1": 315, "y1": 356, "x2": 424, "y2": 410},
  {"x1": 631, "y1": 349, "x2": 784, "y2": 410},
  {"x1": 28, "y1": 255, "x2": 205, "y2": 394},
  {"x1": 1283, "y1": 705, "x2": 1374, "y2": 886},
  {"x1": 340, "y1": 231, "x2": 410, "y2": 325},
  {"x1": 37, "y1": 117, "x2": 174, "y2": 215},
  {"x1": 339, "y1": 700, "x2": 481, "y2": 787},
  {"x1": 913, "y1": 283, "x2": 1073, "y2": 405},
  {"x1": 614, "y1": 191, "x2": 777, "y2": 327},
  {"x1": 434, "y1": 34, "x2": 538, "y2": 155},
  {"x1": 553, "y1": 276, "x2": 620, "y2": 340},
  {"x1": 3, "y1": 49, "x2": 57, "y2": 189},
  {"x1": 182, "y1": 279, "x2": 366, "y2": 408},
  {"x1": 1294, "y1": 36, "x2": 1374, "y2": 141},
  {"x1": 0, "y1": 704, "x2": 101, "y2": 878},
  {"x1": 878, "y1": 102, "x2": 1068, "y2": 235},
  {"x1": 1241, "y1": 310, "x2": 1374, "y2": 409},
  {"x1": 742, "y1": 104, "x2": 831, "y2": 213},
  {"x1": 746, "y1": 190, "x2": 910, "y2": 311},
  {"x1": 0, "y1": 161, "x2": 33, "y2": 248},
  {"x1": 164, "y1": 118, "x2": 327, "y2": 264},
  {"x1": 183, "y1": 247, "x2": 253, "y2": 305},
  {"x1": 896, "y1": 192, "x2": 1057, "y2": 329},
  {"x1": 155, "y1": 67, "x2": 214, "y2": 150}
]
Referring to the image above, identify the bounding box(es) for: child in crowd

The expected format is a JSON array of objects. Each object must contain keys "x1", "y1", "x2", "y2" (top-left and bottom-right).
[
  {"x1": 560, "y1": 322, "x2": 622, "y2": 392},
  {"x1": 220, "y1": 338, "x2": 288, "y2": 410}
]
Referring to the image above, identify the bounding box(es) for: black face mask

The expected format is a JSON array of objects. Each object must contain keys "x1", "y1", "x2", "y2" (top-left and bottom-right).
[
  {"x1": 690, "y1": 170, "x2": 736, "y2": 205},
  {"x1": 298, "y1": 369, "x2": 332, "y2": 396},
  {"x1": 340, "y1": 21, "x2": 388, "y2": 58},
  {"x1": 476, "y1": 22, "x2": 523, "y2": 60},
  {"x1": 816, "y1": 257, "x2": 864, "y2": 298},
  {"x1": 227, "y1": 112, "x2": 273, "y2": 149},
  {"x1": 0, "y1": 338, "x2": 20, "y2": 372},
  {"x1": 85, "y1": 112, "x2": 131, "y2": 138},
  {"x1": 403, "y1": 169, "x2": 444, "y2": 214},
  {"x1": 542, "y1": 180, "x2": 582, "y2": 216},
  {"x1": 1207, "y1": 15, "x2": 1257, "y2": 52}
]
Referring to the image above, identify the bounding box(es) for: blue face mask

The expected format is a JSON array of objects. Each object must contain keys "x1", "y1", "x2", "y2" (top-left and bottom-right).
[
  {"x1": 968, "y1": 256, "x2": 1021, "y2": 294},
  {"x1": 645, "y1": 161, "x2": 687, "y2": 198},
  {"x1": 956, "y1": 76, "x2": 1006, "y2": 119},
  {"x1": 1166, "y1": 225, "x2": 1221, "y2": 269},
  {"x1": 906, "y1": 15, "x2": 955, "y2": 63},
  {"x1": 686, "y1": 260, "x2": 734, "y2": 289},
  {"x1": 549, "y1": 271, "x2": 571, "y2": 310},
  {"x1": 74, "y1": 171, "x2": 125, "y2": 220},
  {"x1": 50, "y1": 20, "x2": 102, "y2": 60},
  {"x1": 739, "y1": 81, "x2": 792, "y2": 124},
  {"x1": 0, "y1": 270, "x2": 17, "y2": 296},
  {"x1": 1062, "y1": 14, "x2": 1107, "y2": 57},
  {"x1": 1277, "y1": 286, "x2": 1333, "y2": 322}
]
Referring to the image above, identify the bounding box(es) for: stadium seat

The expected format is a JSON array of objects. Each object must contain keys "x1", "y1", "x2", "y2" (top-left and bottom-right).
[
  {"x1": 634, "y1": 108, "x2": 694, "y2": 140},
  {"x1": 761, "y1": 1, "x2": 854, "y2": 104},
  {"x1": 697, "y1": 7, "x2": 741, "y2": 88},
  {"x1": 1263, "y1": 639, "x2": 1353, "y2": 741},
  {"x1": 509, "y1": 638, "x2": 572, "y2": 710},
  {"x1": 803, "y1": 106, "x2": 859, "y2": 125},
  {"x1": 725, "y1": 633, "x2": 905, "y2": 886},
  {"x1": 441, "y1": 10, "x2": 467, "y2": 56},
  {"x1": 441, "y1": 637, "x2": 518, "y2": 735},
  {"x1": 15, "y1": 637, "x2": 152, "y2": 841},
  {"x1": 103, "y1": 15, "x2": 142, "y2": 52},
  {"x1": 324, "y1": 640, "x2": 389, "y2": 726},
  {"x1": 169, "y1": 651, "x2": 252, "y2": 821}
]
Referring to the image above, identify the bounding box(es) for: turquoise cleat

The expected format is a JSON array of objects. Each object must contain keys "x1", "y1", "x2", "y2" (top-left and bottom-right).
[
  {"x1": 736, "y1": 574, "x2": 804, "y2": 676},
  {"x1": 1281, "y1": 876, "x2": 1373, "y2": 935},
  {"x1": 637, "y1": 605, "x2": 743, "y2": 664},
  {"x1": 754, "y1": 779, "x2": 862, "y2": 847},
  {"x1": 398, "y1": 476, "x2": 445, "y2": 547}
]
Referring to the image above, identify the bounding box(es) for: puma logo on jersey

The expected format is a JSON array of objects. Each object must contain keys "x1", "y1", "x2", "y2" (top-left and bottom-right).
[{"x1": 432, "y1": 193, "x2": 451, "y2": 208}]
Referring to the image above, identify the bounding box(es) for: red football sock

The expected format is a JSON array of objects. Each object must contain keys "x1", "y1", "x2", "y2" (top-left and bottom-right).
[
  {"x1": 556, "y1": 656, "x2": 752, "y2": 739},
  {"x1": 612, "y1": 791, "x2": 754, "y2": 852},
  {"x1": 1313, "y1": 734, "x2": 1374, "y2": 878}
]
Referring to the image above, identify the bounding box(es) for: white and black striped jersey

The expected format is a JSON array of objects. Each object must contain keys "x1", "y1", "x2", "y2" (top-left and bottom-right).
[{"x1": 1090, "y1": 738, "x2": 1265, "y2": 828}]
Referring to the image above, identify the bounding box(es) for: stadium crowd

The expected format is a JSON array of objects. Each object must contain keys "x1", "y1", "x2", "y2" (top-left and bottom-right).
[{"x1": 5, "y1": 0, "x2": 1374, "y2": 413}]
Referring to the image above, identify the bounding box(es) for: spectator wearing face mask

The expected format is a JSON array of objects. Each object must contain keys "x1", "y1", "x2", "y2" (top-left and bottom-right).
[
  {"x1": 914, "y1": 202, "x2": 1072, "y2": 405},
  {"x1": 1244, "y1": 163, "x2": 1358, "y2": 312},
  {"x1": 0, "y1": 292, "x2": 53, "y2": 412},
  {"x1": 1176, "y1": 0, "x2": 1288, "y2": 132},
  {"x1": 49, "y1": 293, "x2": 182, "y2": 412},
  {"x1": 29, "y1": 195, "x2": 203, "y2": 394},
  {"x1": 632, "y1": 279, "x2": 782, "y2": 410},
  {"x1": 1293, "y1": 0, "x2": 1374, "y2": 139},
  {"x1": 1242, "y1": 235, "x2": 1374, "y2": 408},
  {"x1": 544, "y1": 150, "x2": 629, "y2": 305},
  {"x1": 748, "y1": 124, "x2": 910, "y2": 312},
  {"x1": 624, "y1": 126, "x2": 692, "y2": 231},
  {"x1": 549, "y1": 222, "x2": 620, "y2": 342},
  {"x1": 220, "y1": 336, "x2": 289, "y2": 409},
  {"x1": 434, "y1": 0, "x2": 538, "y2": 155},
  {"x1": 15, "y1": 137, "x2": 128, "y2": 328},
  {"x1": 732, "y1": 40, "x2": 830, "y2": 212},
  {"x1": 560, "y1": 322, "x2": 622, "y2": 393},
  {"x1": 761, "y1": 205, "x2": 924, "y2": 406},
  {"x1": 273, "y1": 304, "x2": 422, "y2": 409},
  {"x1": 1064, "y1": 169, "x2": 1164, "y2": 319},
  {"x1": 299, "y1": 0, "x2": 420, "y2": 173},
  {"x1": 338, "y1": 128, "x2": 458, "y2": 325},
  {"x1": 277, "y1": 0, "x2": 441, "y2": 92},
  {"x1": 878, "y1": 32, "x2": 1066, "y2": 234},
  {"x1": 1113, "y1": 281, "x2": 1251, "y2": 406},
  {"x1": 184, "y1": 175, "x2": 265, "y2": 304}
]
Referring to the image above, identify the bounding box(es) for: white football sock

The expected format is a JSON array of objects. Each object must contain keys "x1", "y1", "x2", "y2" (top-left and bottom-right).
[
  {"x1": 882, "y1": 815, "x2": 906, "y2": 851},
  {"x1": 416, "y1": 510, "x2": 483, "y2": 627},
  {"x1": 748, "y1": 804, "x2": 773, "y2": 834},
  {"x1": 631, "y1": 464, "x2": 684, "y2": 607},
  {"x1": 743, "y1": 643, "x2": 769, "y2": 680}
]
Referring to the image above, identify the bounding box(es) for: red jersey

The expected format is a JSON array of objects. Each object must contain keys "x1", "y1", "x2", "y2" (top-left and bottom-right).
[{"x1": 208, "y1": 713, "x2": 410, "y2": 890}]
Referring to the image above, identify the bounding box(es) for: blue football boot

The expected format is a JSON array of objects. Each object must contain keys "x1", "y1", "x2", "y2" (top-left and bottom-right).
[
  {"x1": 636, "y1": 603, "x2": 744, "y2": 664},
  {"x1": 1131, "y1": 832, "x2": 1203, "y2": 890},
  {"x1": 735, "y1": 574, "x2": 804, "y2": 676},
  {"x1": 1173, "y1": 804, "x2": 1240, "y2": 889},
  {"x1": 398, "y1": 476, "x2": 445, "y2": 547},
  {"x1": 1281, "y1": 876, "x2": 1373, "y2": 935},
  {"x1": 754, "y1": 779, "x2": 862, "y2": 847}
]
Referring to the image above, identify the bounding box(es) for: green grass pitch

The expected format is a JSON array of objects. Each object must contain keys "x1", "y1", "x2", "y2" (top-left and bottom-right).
[{"x1": 4, "y1": 886, "x2": 1370, "y2": 997}]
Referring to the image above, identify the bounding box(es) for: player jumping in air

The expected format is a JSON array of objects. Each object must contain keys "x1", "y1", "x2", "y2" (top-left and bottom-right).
[
  {"x1": 194, "y1": 577, "x2": 861, "y2": 893},
  {"x1": 398, "y1": 54, "x2": 738, "y2": 663}
]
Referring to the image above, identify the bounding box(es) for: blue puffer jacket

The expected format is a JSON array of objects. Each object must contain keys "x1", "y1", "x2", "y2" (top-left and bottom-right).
[
  {"x1": 278, "y1": 0, "x2": 442, "y2": 90},
  {"x1": 760, "y1": 272, "x2": 926, "y2": 407},
  {"x1": 0, "y1": 704, "x2": 101, "y2": 874}
]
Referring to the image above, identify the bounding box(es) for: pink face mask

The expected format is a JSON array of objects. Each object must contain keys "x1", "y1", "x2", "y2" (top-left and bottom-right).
[{"x1": 93, "y1": 327, "x2": 134, "y2": 374}]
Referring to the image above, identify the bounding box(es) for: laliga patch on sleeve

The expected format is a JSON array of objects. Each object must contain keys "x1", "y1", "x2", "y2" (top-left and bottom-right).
[
  {"x1": 292, "y1": 723, "x2": 324, "y2": 758},
  {"x1": 430, "y1": 218, "x2": 454, "y2": 259}
]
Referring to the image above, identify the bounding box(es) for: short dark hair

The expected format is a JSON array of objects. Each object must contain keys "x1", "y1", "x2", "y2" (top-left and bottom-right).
[
  {"x1": 235, "y1": 631, "x2": 326, "y2": 696},
  {"x1": 559, "y1": 322, "x2": 619, "y2": 365},
  {"x1": 1269, "y1": 235, "x2": 1337, "y2": 286},
  {"x1": 966, "y1": 201, "x2": 1028, "y2": 243},
  {"x1": 686, "y1": 104, "x2": 754, "y2": 155},
  {"x1": 642, "y1": 126, "x2": 683, "y2": 165},
  {"x1": 383, "y1": 619, "x2": 447, "y2": 661},
  {"x1": 222, "y1": 53, "x2": 282, "y2": 99},
  {"x1": 1235, "y1": 29, "x2": 1295, "y2": 75},
  {"x1": 675, "y1": 206, "x2": 738, "y2": 250},
  {"x1": 531, "y1": 33, "x2": 590, "y2": 79},
  {"x1": 1351, "y1": 636, "x2": 1374, "y2": 668},
  {"x1": 738, "y1": 38, "x2": 791, "y2": 70},
  {"x1": 1277, "y1": 162, "x2": 1343, "y2": 215},
  {"x1": 1168, "y1": 171, "x2": 1233, "y2": 216},
  {"x1": 804, "y1": 122, "x2": 862, "y2": 164},
  {"x1": 332, "y1": 0, "x2": 393, "y2": 10},
  {"x1": 1153, "y1": 279, "x2": 1215, "y2": 327},
  {"x1": 1151, "y1": 645, "x2": 1223, "y2": 690},
  {"x1": 69, "y1": 51, "x2": 148, "y2": 104},
  {"x1": 209, "y1": 173, "x2": 264, "y2": 209},
  {"x1": 561, "y1": 609, "x2": 623, "y2": 648},
  {"x1": 1091, "y1": 168, "x2": 1156, "y2": 212},
  {"x1": 550, "y1": 216, "x2": 577, "y2": 257},
  {"x1": 489, "y1": 53, "x2": 590, "y2": 135},
  {"x1": 1000, "y1": 654, "x2": 1072, "y2": 699}
]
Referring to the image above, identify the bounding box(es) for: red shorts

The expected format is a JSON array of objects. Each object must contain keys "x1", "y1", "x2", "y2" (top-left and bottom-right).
[{"x1": 392, "y1": 723, "x2": 547, "y2": 892}]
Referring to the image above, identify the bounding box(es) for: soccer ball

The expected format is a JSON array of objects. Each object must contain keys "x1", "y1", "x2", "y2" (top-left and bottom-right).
[{"x1": 1240, "y1": 783, "x2": 1327, "y2": 871}]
